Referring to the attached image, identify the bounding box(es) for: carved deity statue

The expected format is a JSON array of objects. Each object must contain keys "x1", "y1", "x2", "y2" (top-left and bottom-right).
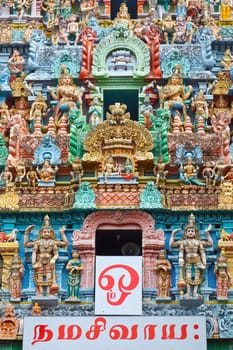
[
  {"x1": 24, "y1": 215, "x2": 68, "y2": 296},
  {"x1": 66, "y1": 249, "x2": 83, "y2": 300},
  {"x1": 154, "y1": 157, "x2": 168, "y2": 186},
  {"x1": 170, "y1": 213, "x2": 213, "y2": 298},
  {"x1": 154, "y1": 249, "x2": 172, "y2": 298},
  {"x1": 47, "y1": 66, "x2": 84, "y2": 126},
  {"x1": 214, "y1": 248, "x2": 232, "y2": 299},
  {"x1": 8, "y1": 50, "x2": 25, "y2": 74},
  {"x1": 36, "y1": 159, "x2": 58, "y2": 182},
  {"x1": 221, "y1": 49, "x2": 233, "y2": 70},
  {"x1": 7, "y1": 255, "x2": 24, "y2": 299},
  {"x1": 157, "y1": 68, "x2": 193, "y2": 119}
]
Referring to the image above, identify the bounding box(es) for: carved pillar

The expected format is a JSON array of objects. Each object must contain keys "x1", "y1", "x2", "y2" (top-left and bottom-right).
[
  {"x1": 143, "y1": 230, "x2": 164, "y2": 288},
  {"x1": 0, "y1": 243, "x2": 19, "y2": 290},
  {"x1": 102, "y1": 0, "x2": 111, "y2": 15},
  {"x1": 138, "y1": 0, "x2": 146, "y2": 15}
]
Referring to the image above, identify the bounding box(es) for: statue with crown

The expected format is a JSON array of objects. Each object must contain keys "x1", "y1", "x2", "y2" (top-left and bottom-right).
[
  {"x1": 24, "y1": 215, "x2": 68, "y2": 299},
  {"x1": 170, "y1": 214, "x2": 213, "y2": 302}
]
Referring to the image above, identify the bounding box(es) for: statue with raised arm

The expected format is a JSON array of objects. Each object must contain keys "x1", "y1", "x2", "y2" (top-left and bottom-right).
[
  {"x1": 24, "y1": 215, "x2": 68, "y2": 297},
  {"x1": 170, "y1": 213, "x2": 213, "y2": 298}
]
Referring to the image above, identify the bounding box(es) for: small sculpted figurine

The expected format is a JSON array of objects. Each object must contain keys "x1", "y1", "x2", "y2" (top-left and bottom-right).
[
  {"x1": 7, "y1": 255, "x2": 24, "y2": 300},
  {"x1": 36, "y1": 159, "x2": 58, "y2": 182},
  {"x1": 154, "y1": 249, "x2": 172, "y2": 298},
  {"x1": 214, "y1": 249, "x2": 232, "y2": 299},
  {"x1": 157, "y1": 69, "x2": 193, "y2": 119},
  {"x1": 26, "y1": 166, "x2": 38, "y2": 187},
  {"x1": 63, "y1": 15, "x2": 80, "y2": 46},
  {"x1": 170, "y1": 213, "x2": 213, "y2": 298},
  {"x1": 162, "y1": 14, "x2": 177, "y2": 44},
  {"x1": 154, "y1": 157, "x2": 168, "y2": 186},
  {"x1": 8, "y1": 49, "x2": 25, "y2": 73},
  {"x1": 24, "y1": 215, "x2": 68, "y2": 296},
  {"x1": 221, "y1": 49, "x2": 233, "y2": 70},
  {"x1": 66, "y1": 249, "x2": 83, "y2": 300},
  {"x1": 0, "y1": 167, "x2": 13, "y2": 189},
  {"x1": 47, "y1": 66, "x2": 84, "y2": 125},
  {"x1": 14, "y1": 160, "x2": 26, "y2": 187}
]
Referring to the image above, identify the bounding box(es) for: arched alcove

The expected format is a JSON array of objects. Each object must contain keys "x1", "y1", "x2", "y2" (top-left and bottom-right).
[{"x1": 72, "y1": 210, "x2": 165, "y2": 289}]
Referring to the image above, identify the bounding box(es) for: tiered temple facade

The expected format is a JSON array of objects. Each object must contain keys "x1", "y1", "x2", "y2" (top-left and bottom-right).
[{"x1": 0, "y1": 0, "x2": 233, "y2": 349}]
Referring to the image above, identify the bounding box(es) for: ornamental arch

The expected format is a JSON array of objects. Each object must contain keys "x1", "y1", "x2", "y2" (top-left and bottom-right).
[{"x1": 71, "y1": 210, "x2": 164, "y2": 289}]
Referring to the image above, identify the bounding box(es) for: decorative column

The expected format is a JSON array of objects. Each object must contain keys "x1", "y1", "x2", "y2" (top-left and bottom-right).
[
  {"x1": 0, "y1": 242, "x2": 19, "y2": 290},
  {"x1": 102, "y1": 0, "x2": 110, "y2": 15},
  {"x1": 138, "y1": 0, "x2": 146, "y2": 15}
]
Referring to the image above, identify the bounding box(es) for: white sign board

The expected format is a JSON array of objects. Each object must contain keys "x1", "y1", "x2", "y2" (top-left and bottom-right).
[
  {"x1": 95, "y1": 256, "x2": 142, "y2": 315},
  {"x1": 23, "y1": 316, "x2": 207, "y2": 350}
]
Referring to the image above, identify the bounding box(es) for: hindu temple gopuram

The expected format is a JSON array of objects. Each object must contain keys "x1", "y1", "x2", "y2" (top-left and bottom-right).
[{"x1": 0, "y1": 0, "x2": 233, "y2": 349}]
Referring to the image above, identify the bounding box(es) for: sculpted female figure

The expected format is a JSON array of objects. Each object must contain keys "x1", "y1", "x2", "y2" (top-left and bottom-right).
[
  {"x1": 66, "y1": 249, "x2": 83, "y2": 300},
  {"x1": 47, "y1": 66, "x2": 84, "y2": 125},
  {"x1": 24, "y1": 215, "x2": 68, "y2": 296}
]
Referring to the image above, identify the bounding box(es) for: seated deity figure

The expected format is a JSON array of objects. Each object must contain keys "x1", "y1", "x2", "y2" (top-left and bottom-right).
[
  {"x1": 162, "y1": 14, "x2": 177, "y2": 45},
  {"x1": 36, "y1": 159, "x2": 58, "y2": 182},
  {"x1": 157, "y1": 68, "x2": 193, "y2": 119},
  {"x1": 170, "y1": 213, "x2": 213, "y2": 298},
  {"x1": 8, "y1": 49, "x2": 25, "y2": 73},
  {"x1": 47, "y1": 66, "x2": 85, "y2": 125},
  {"x1": 24, "y1": 215, "x2": 68, "y2": 296},
  {"x1": 63, "y1": 15, "x2": 80, "y2": 46}
]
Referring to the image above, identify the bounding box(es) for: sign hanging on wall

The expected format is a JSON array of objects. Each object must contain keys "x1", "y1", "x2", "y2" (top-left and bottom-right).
[
  {"x1": 23, "y1": 316, "x2": 207, "y2": 350},
  {"x1": 95, "y1": 256, "x2": 142, "y2": 315}
]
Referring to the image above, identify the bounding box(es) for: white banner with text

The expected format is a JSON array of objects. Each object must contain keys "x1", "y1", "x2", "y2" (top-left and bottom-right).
[{"x1": 23, "y1": 316, "x2": 207, "y2": 350}]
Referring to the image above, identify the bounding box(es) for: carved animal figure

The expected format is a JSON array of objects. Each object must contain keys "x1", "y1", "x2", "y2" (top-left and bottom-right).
[{"x1": 220, "y1": 229, "x2": 233, "y2": 241}]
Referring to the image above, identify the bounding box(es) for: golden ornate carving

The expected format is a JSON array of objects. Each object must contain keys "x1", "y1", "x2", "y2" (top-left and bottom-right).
[
  {"x1": 83, "y1": 103, "x2": 153, "y2": 164},
  {"x1": 0, "y1": 190, "x2": 19, "y2": 211},
  {"x1": 0, "y1": 242, "x2": 19, "y2": 289},
  {"x1": 219, "y1": 180, "x2": 233, "y2": 209}
]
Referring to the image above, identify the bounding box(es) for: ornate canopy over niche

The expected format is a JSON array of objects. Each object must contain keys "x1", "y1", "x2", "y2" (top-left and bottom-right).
[
  {"x1": 72, "y1": 210, "x2": 164, "y2": 289},
  {"x1": 92, "y1": 27, "x2": 150, "y2": 79},
  {"x1": 83, "y1": 102, "x2": 153, "y2": 168}
]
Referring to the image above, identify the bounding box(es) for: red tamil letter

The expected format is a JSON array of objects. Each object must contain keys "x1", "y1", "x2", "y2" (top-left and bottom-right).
[
  {"x1": 144, "y1": 325, "x2": 158, "y2": 339},
  {"x1": 86, "y1": 317, "x2": 106, "y2": 340},
  {"x1": 161, "y1": 324, "x2": 188, "y2": 340},
  {"x1": 109, "y1": 324, "x2": 138, "y2": 340},
  {"x1": 57, "y1": 325, "x2": 82, "y2": 340},
  {"x1": 32, "y1": 325, "x2": 53, "y2": 345}
]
